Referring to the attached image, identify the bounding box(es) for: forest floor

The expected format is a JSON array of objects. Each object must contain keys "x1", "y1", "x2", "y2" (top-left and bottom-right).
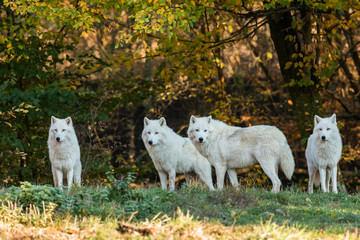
[{"x1": 0, "y1": 180, "x2": 359, "y2": 239}]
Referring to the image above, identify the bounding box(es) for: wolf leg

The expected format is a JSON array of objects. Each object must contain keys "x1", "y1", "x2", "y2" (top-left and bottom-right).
[
  {"x1": 257, "y1": 154, "x2": 281, "y2": 192},
  {"x1": 73, "y1": 160, "x2": 82, "y2": 186},
  {"x1": 319, "y1": 168, "x2": 328, "y2": 192},
  {"x1": 330, "y1": 166, "x2": 338, "y2": 193},
  {"x1": 66, "y1": 169, "x2": 74, "y2": 189},
  {"x1": 325, "y1": 169, "x2": 331, "y2": 192},
  {"x1": 168, "y1": 170, "x2": 176, "y2": 191},
  {"x1": 54, "y1": 169, "x2": 63, "y2": 188},
  {"x1": 227, "y1": 169, "x2": 239, "y2": 189},
  {"x1": 263, "y1": 168, "x2": 281, "y2": 193},
  {"x1": 52, "y1": 166, "x2": 58, "y2": 187},
  {"x1": 307, "y1": 165, "x2": 317, "y2": 194},
  {"x1": 158, "y1": 171, "x2": 168, "y2": 190},
  {"x1": 199, "y1": 167, "x2": 215, "y2": 191},
  {"x1": 214, "y1": 163, "x2": 226, "y2": 190}
]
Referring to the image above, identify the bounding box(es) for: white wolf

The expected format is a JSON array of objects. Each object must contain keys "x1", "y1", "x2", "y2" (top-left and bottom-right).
[
  {"x1": 48, "y1": 116, "x2": 82, "y2": 188},
  {"x1": 187, "y1": 115, "x2": 295, "y2": 192},
  {"x1": 142, "y1": 117, "x2": 214, "y2": 191},
  {"x1": 306, "y1": 114, "x2": 342, "y2": 194}
]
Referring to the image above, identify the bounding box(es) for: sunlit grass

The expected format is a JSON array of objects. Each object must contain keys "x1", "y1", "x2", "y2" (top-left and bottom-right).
[
  {"x1": 0, "y1": 206, "x2": 358, "y2": 239},
  {"x1": 0, "y1": 181, "x2": 359, "y2": 239}
]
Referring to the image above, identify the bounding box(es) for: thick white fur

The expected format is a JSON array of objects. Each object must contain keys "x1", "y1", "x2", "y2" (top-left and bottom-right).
[
  {"x1": 187, "y1": 115, "x2": 295, "y2": 192},
  {"x1": 306, "y1": 114, "x2": 342, "y2": 194},
  {"x1": 142, "y1": 117, "x2": 214, "y2": 191},
  {"x1": 48, "y1": 116, "x2": 81, "y2": 188}
]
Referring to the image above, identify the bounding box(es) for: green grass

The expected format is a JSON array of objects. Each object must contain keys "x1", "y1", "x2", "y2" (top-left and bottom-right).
[
  {"x1": 0, "y1": 180, "x2": 359, "y2": 239},
  {"x1": 129, "y1": 183, "x2": 360, "y2": 232}
]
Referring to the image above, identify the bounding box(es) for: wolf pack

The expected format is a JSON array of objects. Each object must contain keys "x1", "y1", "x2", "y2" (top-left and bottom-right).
[{"x1": 48, "y1": 113, "x2": 342, "y2": 194}]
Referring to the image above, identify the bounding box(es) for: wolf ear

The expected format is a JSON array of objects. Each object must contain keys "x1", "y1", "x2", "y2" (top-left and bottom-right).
[
  {"x1": 51, "y1": 116, "x2": 57, "y2": 124},
  {"x1": 159, "y1": 117, "x2": 166, "y2": 127},
  {"x1": 190, "y1": 115, "x2": 197, "y2": 125},
  {"x1": 314, "y1": 115, "x2": 321, "y2": 126},
  {"x1": 330, "y1": 113, "x2": 337, "y2": 124},
  {"x1": 207, "y1": 115, "x2": 212, "y2": 124},
  {"x1": 144, "y1": 117, "x2": 150, "y2": 126},
  {"x1": 65, "y1": 117, "x2": 73, "y2": 126}
]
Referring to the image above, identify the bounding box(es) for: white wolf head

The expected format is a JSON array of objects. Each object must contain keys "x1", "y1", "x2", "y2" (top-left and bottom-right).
[
  {"x1": 142, "y1": 117, "x2": 168, "y2": 147},
  {"x1": 313, "y1": 114, "x2": 339, "y2": 142},
  {"x1": 187, "y1": 115, "x2": 212, "y2": 144},
  {"x1": 49, "y1": 116, "x2": 75, "y2": 143}
]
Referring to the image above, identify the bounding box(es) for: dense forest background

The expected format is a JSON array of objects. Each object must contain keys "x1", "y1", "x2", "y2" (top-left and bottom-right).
[{"x1": 1, "y1": 0, "x2": 359, "y2": 191}]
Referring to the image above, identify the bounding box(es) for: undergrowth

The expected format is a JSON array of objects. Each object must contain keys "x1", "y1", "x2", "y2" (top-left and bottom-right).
[{"x1": 0, "y1": 175, "x2": 359, "y2": 239}]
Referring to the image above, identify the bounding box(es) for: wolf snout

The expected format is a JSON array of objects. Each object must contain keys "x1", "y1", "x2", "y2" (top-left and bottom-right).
[
  {"x1": 56, "y1": 137, "x2": 61, "y2": 142},
  {"x1": 321, "y1": 136, "x2": 326, "y2": 141},
  {"x1": 148, "y1": 140, "x2": 153, "y2": 145},
  {"x1": 199, "y1": 137, "x2": 203, "y2": 143}
]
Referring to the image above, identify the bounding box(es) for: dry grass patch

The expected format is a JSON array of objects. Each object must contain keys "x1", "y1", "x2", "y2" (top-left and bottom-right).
[{"x1": 1, "y1": 209, "x2": 359, "y2": 240}]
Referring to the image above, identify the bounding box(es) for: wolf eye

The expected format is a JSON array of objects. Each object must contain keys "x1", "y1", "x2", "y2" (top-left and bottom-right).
[
  {"x1": 155, "y1": 132, "x2": 159, "y2": 134},
  {"x1": 327, "y1": 128, "x2": 330, "y2": 131},
  {"x1": 204, "y1": 130, "x2": 207, "y2": 132},
  {"x1": 319, "y1": 128, "x2": 322, "y2": 131},
  {"x1": 147, "y1": 131, "x2": 151, "y2": 134},
  {"x1": 62, "y1": 129, "x2": 65, "y2": 132},
  {"x1": 195, "y1": 129, "x2": 199, "y2": 132},
  {"x1": 54, "y1": 129, "x2": 58, "y2": 132}
]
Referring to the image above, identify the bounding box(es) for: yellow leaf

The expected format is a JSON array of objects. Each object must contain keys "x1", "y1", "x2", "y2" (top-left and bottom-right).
[
  {"x1": 285, "y1": 61, "x2": 292, "y2": 70},
  {"x1": 7, "y1": 42, "x2": 13, "y2": 50}
]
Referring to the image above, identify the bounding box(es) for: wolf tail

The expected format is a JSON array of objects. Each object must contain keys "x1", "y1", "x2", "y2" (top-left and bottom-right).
[{"x1": 279, "y1": 142, "x2": 295, "y2": 180}]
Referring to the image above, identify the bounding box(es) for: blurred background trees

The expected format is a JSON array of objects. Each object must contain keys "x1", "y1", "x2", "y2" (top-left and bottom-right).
[{"x1": 1, "y1": 0, "x2": 359, "y2": 191}]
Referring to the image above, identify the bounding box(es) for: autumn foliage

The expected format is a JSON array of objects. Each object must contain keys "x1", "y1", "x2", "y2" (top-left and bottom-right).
[{"x1": 0, "y1": 0, "x2": 359, "y2": 191}]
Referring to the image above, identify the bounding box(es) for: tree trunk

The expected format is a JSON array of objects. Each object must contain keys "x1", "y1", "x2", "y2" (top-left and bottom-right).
[{"x1": 267, "y1": 9, "x2": 322, "y2": 139}]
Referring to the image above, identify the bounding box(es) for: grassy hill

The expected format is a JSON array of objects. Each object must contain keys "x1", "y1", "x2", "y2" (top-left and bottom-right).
[{"x1": 0, "y1": 177, "x2": 359, "y2": 239}]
